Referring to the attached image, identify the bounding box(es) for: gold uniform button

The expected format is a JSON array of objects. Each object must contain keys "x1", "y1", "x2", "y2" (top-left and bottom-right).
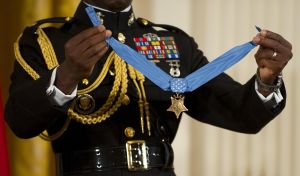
[
  {"x1": 128, "y1": 13, "x2": 135, "y2": 26},
  {"x1": 65, "y1": 17, "x2": 72, "y2": 22},
  {"x1": 124, "y1": 127, "x2": 135, "y2": 138},
  {"x1": 82, "y1": 79, "x2": 89, "y2": 85},
  {"x1": 140, "y1": 19, "x2": 149, "y2": 26},
  {"x1": 118, "y1": 33, "x2": 126, "y2": 43}
]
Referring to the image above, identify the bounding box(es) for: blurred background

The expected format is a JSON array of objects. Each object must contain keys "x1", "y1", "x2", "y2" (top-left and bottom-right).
[{"x1": 0, "y1": 0, "x2": 299, "y2": 176}]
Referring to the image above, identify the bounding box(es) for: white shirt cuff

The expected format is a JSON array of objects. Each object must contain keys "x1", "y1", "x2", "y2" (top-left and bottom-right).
[
  {"x1": 255, "y1": 80, "x2": 283, "y2": 105},
  {"x1": 46, "y1": 67, "x2": 77, "y2": 106}
]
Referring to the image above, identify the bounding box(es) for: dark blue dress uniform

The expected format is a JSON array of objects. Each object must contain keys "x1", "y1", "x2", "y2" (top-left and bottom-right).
[{"x1": 5, "y1": 2, "x2": 286, "y2": 176}]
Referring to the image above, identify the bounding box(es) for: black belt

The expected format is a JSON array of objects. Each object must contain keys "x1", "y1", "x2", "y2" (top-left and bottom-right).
[{"x1": 56, "y1": 140, "x2": 174, "y2": 174}]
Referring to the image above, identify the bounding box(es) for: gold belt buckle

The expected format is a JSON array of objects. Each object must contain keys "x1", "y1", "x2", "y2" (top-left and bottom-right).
[{"x1": 126, "y1": 140, "x2": 148, "y2": 171}]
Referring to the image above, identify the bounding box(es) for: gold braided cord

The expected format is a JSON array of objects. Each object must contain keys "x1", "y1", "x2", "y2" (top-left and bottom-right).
[
  {"x1": 39, "y1": 117, "x2": 71, "y2": 141},
  {"x1": 40, "y1": 52, "x2": 127, "y2": 140},
  {"x1": 136, "y1": 70, "x2": 151, "y2": 136},
  {"x1": 36, "y1": 27, "x2": 59, "y2": 70},
  {"x1": 128, "y1": 65, "x2": 151, "y2": 136},
  {"x1": 77, "y1": 52, "x2": 115, "y2": 95},
  {"x1": 127, "y1": 65, "x2": 145, "y2": 133},
  {"x1": 68, "y1": 52, "x2": 129, "y2": 125},
  {"x1": 14, "y1": 34, "x2": 40, "y2": 80}
]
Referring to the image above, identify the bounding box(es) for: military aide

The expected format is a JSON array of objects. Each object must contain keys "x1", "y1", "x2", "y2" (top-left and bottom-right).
[{"x1": 5, "y1": 0, "x2": 293, "y2": 176}]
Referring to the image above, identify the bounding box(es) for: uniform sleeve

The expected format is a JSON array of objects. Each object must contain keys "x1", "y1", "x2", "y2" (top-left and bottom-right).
[
  {"x1": 255, "y1": 80, "x2": 283, "y2": 107},
  {"x1": 46, "y1": 67, "x2": 77, "y2": 106},
  {"x1": 5, "y1": 27, "x2": 67, "y2": 139},
  {"x1": 184, "y1": 37, "x2": 286, "y2": 134}
]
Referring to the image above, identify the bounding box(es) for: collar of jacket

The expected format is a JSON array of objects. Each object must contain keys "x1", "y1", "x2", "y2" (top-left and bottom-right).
[
  {"x1": 73, "y1": 1, "x2": 136, "y2": 31},
  {"x1": 83, "y1": 1, "x2": 132, "y2": 13}
]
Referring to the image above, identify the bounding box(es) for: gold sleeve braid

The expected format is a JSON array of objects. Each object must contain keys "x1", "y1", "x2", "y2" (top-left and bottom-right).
[
  {"x1": 36, "y1": 27, "x2": 59, "y2": 70},
  {"x1": 35, "y1": 27, "x2": 66, "y2": 141},
  {"x1": 14, "y1": 28, "x2": 65, "y2": 141},
  {"x1": 14, "y1": 34, "x2": 40, "y2": 80},
  {"x1": 13, "y1": 27, "x2": 60, "y2": 81}
]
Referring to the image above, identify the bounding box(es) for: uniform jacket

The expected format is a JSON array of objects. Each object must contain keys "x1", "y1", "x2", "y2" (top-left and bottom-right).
[{"x1": 5, "y1": 2, "x2": 286, "y2": 153}]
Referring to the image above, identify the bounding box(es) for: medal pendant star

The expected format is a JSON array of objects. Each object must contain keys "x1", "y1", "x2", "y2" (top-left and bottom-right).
[{"x1": 167, "y1": 94, "x2": 188, "y2": 119}]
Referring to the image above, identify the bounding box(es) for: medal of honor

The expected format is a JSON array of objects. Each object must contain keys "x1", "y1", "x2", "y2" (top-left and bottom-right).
[
  {"x1": 167, "y1": 94, "x2": 188, "y2": 118},
  {"x1": 86, "y1": 6, "x2": 258, "y2": 119},
  {"x1": 75, "y1": 94, "x2": 96, "y2": 115}
]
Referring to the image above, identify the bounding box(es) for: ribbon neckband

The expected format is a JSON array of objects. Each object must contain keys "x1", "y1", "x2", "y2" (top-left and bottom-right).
[{"x1": 85, "y1": 6, "x2": 257, "y2": 93}]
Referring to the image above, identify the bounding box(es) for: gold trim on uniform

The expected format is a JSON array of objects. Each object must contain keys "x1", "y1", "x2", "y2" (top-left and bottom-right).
[
  {"x1": 122, "y1": 95, "x2": 130, "y2": 105},
  {"x1": 68, "y1": 52, "x2": 129, "y2": 125},
  {"x1": 14, "y1": 34, "x2": 40, "y2": 80},
  {"x1": 124, "y1": 127, "x2": 135, "y2": 138},
  {"x1": 36, "y1": 27, "x2": 59, "y2": 70},
  {"x1": 74, "y1": 94, "x2": 96, "y2": 115},
  {"x1": 127, "y1": 65, "x2": 151, "y2": 136},
  {"x1": 77, "y1": 52, "x2": 115, "y2": 95},
  {"x1": 118, "y1": 33, "x2": 126, "y2": 43},
  {"x1": 39, "y1": 117, "x2": 71, "y2": 141}
]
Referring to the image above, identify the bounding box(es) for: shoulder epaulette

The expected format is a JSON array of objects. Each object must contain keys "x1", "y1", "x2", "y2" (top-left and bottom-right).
[
  {"x1": 35, "y1": 17, "x2": 75, "y2": 71},
  {"x1": 32, "y1": 16, "x2": 74, "y2": 28},
  {"x1": 15, "y1": 17, "x2": 74, "y2": 80},
  {"x1": 34, "y1": 17, "x2": 74, "y2": 69},
  {"x1": 136, "y1": 18, "x2": 190, "y2": 37}
]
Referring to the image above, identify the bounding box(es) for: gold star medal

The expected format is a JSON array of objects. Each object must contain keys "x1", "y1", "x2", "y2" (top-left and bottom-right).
[{"x1": 167, "y1": 94, "x2": 188, "y2": 118}]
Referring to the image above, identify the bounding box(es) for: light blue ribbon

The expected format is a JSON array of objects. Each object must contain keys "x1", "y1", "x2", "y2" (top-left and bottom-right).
[{"x1": 86, "y1": 6, "x2": 257, "y2": 93}]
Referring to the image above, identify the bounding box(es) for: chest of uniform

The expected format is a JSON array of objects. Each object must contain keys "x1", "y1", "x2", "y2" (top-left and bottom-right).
[{"x1": 75, "y1": 31, "x2": 186, "y2": 88}]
